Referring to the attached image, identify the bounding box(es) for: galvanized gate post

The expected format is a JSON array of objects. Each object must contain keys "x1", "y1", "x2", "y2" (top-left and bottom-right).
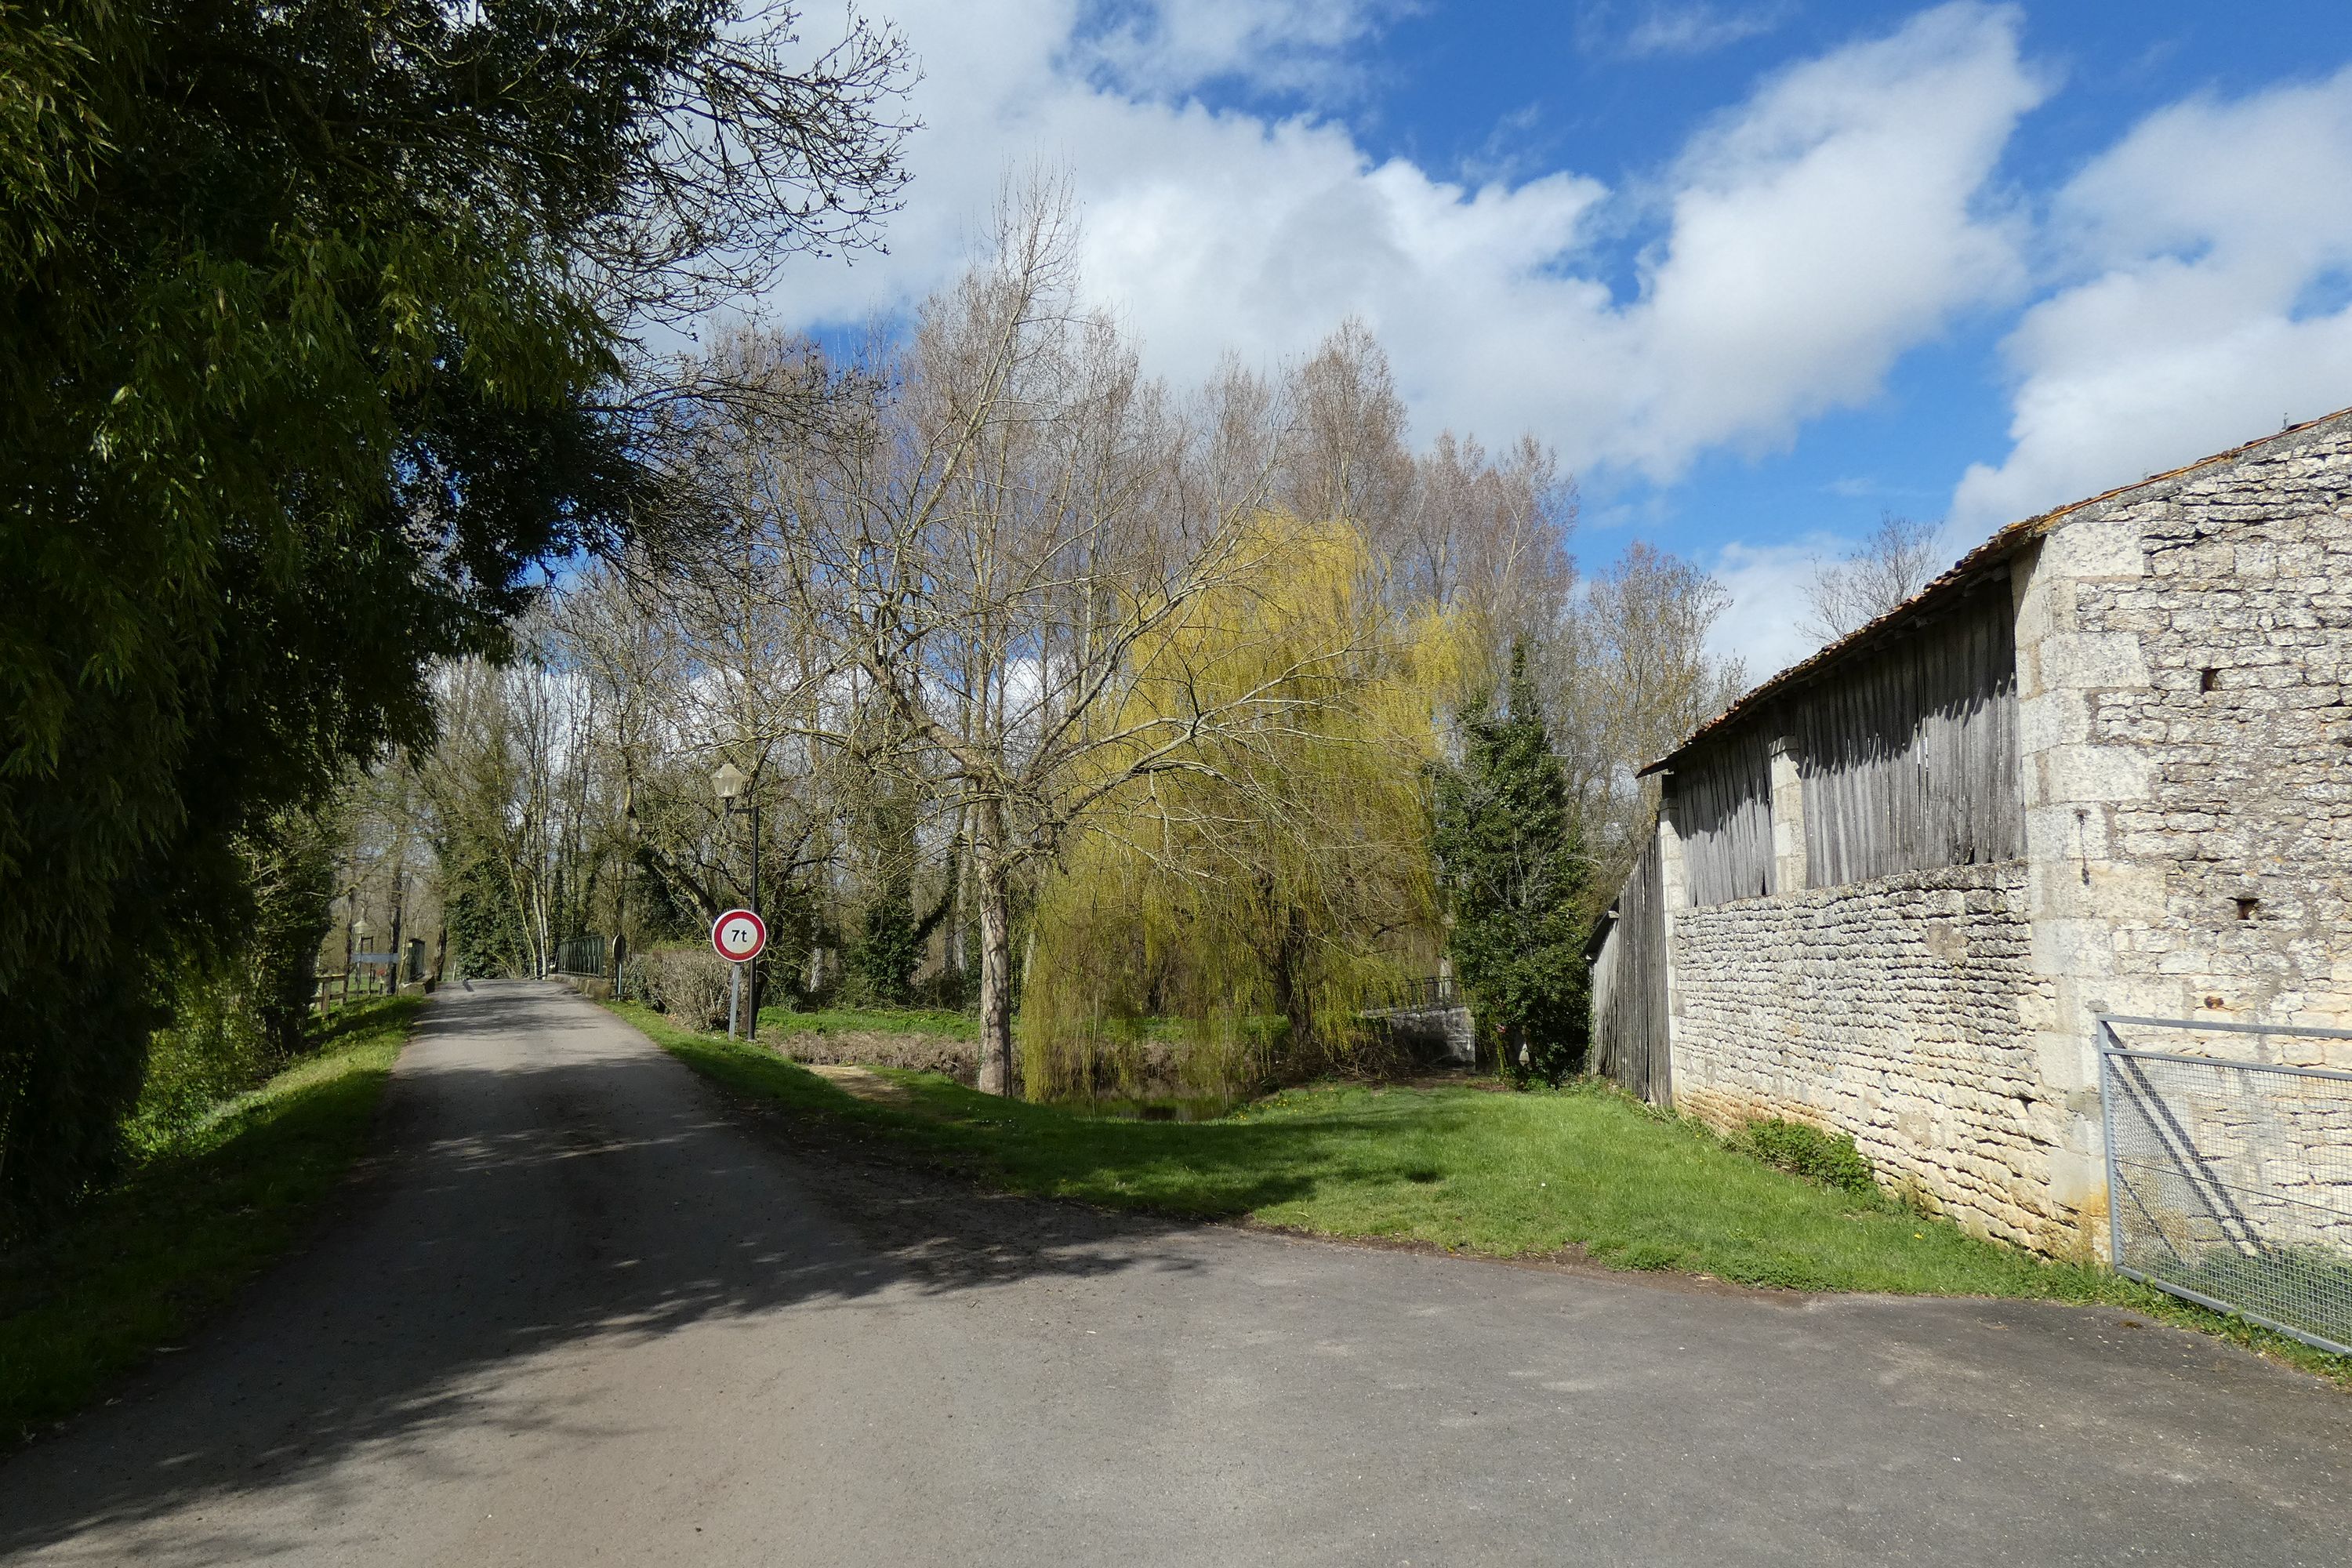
[
  {"x1": 2097, "y1": 1014, "x2": 2352, "y2": 1356},
  {"x1": 2096, "y1": 1014, "x2": 2123, "y2": 1273}
]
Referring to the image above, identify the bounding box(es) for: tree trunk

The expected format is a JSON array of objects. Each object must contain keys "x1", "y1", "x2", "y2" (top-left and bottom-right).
[
  {"x1": 974, "y1": 801, "x2": 1016, "y2": 1096},
  {"x1": 1260, "y1": 883, "x2": 1313, "y2": 1073}
]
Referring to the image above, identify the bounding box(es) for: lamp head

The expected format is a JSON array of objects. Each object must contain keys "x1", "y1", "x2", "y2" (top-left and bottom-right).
[{"x1": 710, "y1": 761, "x2": 750, "y2": 802}]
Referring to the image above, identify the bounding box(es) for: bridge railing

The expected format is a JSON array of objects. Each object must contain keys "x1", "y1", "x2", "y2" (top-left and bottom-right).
[
  {"x1": 553, "y1": 933, "x2": 620, "y2": 981},
  {"x1": 1366, "y1": 975, "x2": 1460, "y2": 1014}
]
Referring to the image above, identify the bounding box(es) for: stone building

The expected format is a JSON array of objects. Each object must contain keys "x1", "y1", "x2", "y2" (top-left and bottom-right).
[{"x1": 1594, "y1": 408, "x2": 2352, "y2": 1258}]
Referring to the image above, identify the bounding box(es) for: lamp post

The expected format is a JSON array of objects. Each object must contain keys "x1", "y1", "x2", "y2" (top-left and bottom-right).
[
  {"x1": 712, "y1": 761, "x2": 760, "y2": 1042},
  {"x1": 388, "y1": 873, "x2": 406, "y2": 988},
  {"x1": 351, "y1": 916, "x2": 371, "y2": 1006}
]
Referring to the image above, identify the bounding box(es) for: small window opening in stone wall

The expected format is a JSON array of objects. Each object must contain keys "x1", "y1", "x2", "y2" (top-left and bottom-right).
[
  {"x1": 2235, "y1": 896, "x2": 2261, "y2": 921},
  {"x1": 2201, "y1": 666, "x2": 2221, "y2": 693}
]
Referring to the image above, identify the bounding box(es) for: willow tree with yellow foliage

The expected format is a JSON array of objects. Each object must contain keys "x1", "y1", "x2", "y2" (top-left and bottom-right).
[{"x1": 1021, "y1": 516, "x2": 1465, "y2": 1102}]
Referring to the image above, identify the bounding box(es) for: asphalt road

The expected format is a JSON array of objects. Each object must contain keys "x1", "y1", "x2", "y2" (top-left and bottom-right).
[{"x1": 4, "y1": 980, "x2": 2348, "y2": 1566}]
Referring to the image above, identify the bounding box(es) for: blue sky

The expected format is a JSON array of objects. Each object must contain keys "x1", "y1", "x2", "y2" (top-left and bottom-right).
[{"x1": 762, "y1": 2, "x2": 2352, "y2": 675}]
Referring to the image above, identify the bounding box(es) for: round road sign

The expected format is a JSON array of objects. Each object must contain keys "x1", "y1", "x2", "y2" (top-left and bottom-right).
[{"x1": 711, "y1": 908, "x2": 768, "y2": 964}]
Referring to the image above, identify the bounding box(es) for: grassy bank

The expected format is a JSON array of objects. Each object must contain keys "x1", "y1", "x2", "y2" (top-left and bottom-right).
[
  {"x1": 620, "y1": 1000, "x2": 2352, "y2": 1385},
  {"x1": 753, "y1": 1004, "x2": 979, "y2": 1040},
  {"x1": 0, "y1": 996, "x2": 419, "y2": 1443}
]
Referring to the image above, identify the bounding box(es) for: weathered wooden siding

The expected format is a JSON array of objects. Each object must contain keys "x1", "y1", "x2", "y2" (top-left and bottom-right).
[
  {"x1": 1590, "y1": 832, "x2": 1671, "y2": 1105},
  {"x1": 1798, "y1": 584, "x2": 2021, "y2": 887},
  {"x1": 1677, "y1": 723, "x2": 1772, "y2": 907}
]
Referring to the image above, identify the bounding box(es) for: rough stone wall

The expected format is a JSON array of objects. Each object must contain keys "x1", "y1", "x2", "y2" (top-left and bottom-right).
[
  {"x1": 1668, "y1": 862, "x2": 2073, "y2": 1252},
  {"x1": 1378, "y1": 1004, "x2": 1475, "y2": 1065},
  {"x1": 2071, "y1": 426, "x2": 2352, "y2": 1054}
]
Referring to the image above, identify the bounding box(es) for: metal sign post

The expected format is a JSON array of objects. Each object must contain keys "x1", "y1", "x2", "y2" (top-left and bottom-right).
[{"x1": 711, "y1": 909, "x2": 768, "y2": 1042}]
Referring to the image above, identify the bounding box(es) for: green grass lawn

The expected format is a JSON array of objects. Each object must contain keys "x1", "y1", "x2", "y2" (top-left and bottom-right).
[
  {"x1": 0, "y1": 996, "x2": 419, "y2": 1443},
  {"x1": 619, "y1": 1000, "x2": 2352, "y2": 1385}
]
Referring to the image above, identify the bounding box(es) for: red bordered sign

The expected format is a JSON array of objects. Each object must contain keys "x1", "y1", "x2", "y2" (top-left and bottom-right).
[{"x1": 711, "y1": 909, "x2": 768, "y2": 964}]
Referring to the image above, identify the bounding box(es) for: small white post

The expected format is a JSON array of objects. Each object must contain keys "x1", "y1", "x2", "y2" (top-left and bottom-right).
[{"x1": 728, "y1": 963, "x2": 742, "y2": 1039}]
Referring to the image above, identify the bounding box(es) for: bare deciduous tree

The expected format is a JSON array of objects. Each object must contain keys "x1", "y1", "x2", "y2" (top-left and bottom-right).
[
  {"x1": 1269, "y1": 322, "x2": 1580, "y2": 678},
  {"x1": 723, "y1": 182, "x2": 1396, "y2": 1091},
  {"x1": 361, "y1": 174, "x2": 1760, "y2": 1104},
  {"x1": 1802, "y1": 512, "x2": 1947, "y2": 644},
  {"x1": 1548, "y1": 543, "x2": 1748, "y2": 891}
]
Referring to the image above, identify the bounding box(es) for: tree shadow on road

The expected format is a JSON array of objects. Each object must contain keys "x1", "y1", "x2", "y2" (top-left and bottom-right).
[{"x1": 0, "y1": 982, "x2": 1262, "y2": 1562}]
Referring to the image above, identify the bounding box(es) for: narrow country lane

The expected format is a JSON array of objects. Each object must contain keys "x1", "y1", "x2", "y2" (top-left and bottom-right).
[{"x1": 3, "y1": 981, "x2": 2347, "y2": 1566}]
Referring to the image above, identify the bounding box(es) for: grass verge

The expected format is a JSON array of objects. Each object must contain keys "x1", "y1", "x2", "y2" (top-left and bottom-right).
[
  {"x1": 753, "y1": 1004, "x2": 979, "y2": 1040},
  {"x1": 0, "y1": 996, "x2": 420, "y2": 1443},
  {"x1": 617, "y1": 1001, "x2": 2352, "y2": 1387}
]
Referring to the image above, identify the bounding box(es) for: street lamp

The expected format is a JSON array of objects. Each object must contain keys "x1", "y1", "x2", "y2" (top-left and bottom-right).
[
  {"x1": 351, "y1": 917, "x2": 372, "y2": 1003},
  {"x1": 712, "y1": 761, "x2": 761, "y2": 1042}
]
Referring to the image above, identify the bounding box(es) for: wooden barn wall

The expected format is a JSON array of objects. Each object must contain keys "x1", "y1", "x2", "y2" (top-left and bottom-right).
[
  {"x1": 1798, "y1": 584, "x2": 2022, "y2": 887},
  {"x1": 1590, "y1": 832, "x2": 1671, "y2": 1105},
  {"x1": 1677, "y1": 724, "x2": 1773, "y2": 907}
]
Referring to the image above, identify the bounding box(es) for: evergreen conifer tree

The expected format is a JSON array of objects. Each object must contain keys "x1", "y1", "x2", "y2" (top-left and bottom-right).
[{"x1": 1431, "y1": 642, "x2": 1592, "y2": 1083}]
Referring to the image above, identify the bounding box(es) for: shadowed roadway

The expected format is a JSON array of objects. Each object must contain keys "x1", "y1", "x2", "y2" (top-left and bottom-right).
[{"x1": 3, "y1": 980, "x2": 2347, "y2": 1565}]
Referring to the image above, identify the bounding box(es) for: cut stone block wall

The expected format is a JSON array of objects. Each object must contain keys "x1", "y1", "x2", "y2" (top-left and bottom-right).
[
  {"x1": 1640, "y1": 412, "x2": 2352, "y2": 1264},
  {"x1": 2003, "y1": 419, "x2": 2352, "y2": 1247},
  {"x1": 2071, "y1": 427, "x2": 2352, "y2": 1054},
  {"x1": 1668, "y1": 862, "x2": 2077, "y2": 1253}
]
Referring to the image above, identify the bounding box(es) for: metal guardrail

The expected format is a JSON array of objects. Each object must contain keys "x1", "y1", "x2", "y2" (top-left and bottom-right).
[{"x1": 2100, "y1": 1014, "x2": 2352, "y2": 1356}]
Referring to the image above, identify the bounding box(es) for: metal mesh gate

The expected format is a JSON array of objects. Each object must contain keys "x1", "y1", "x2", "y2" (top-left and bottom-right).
[{"x1": 2100, "y1": 1015, "x2": 2352, "y2": 1356}]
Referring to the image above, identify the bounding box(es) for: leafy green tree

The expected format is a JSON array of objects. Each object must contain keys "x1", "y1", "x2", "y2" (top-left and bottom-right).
[
  {"x1": 0, "y1": 0, "x2": 907, "y2": 1224},
  {"x1": 1432, "y1": 642, "x2": 1592, "y2": 1084},
  {"x1": 841, "y1": 728, "x2": 943, "y2": 1007},
  {"x1": 126, "y1": 804, "x2": 340, "y2": 1151},
  {"x1": 444, "y1": 848, "x2": 530, "y2": 982},
  {"x1": 848, "y1": 890, "x2": 928, "y2": 1007}
]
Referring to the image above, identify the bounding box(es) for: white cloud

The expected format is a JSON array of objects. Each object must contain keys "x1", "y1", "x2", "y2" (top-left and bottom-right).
[
  {"x1": 1610, "y1": 1, "x2": 2044, "y2": 474},
  {"x1": 746, "y1": 4, "x2": 2352, "y2": 688},
  {"x1": 1951, "y1": 65, "x2": 2352, "y2": 534},
  {"x1": 768, "y1": 1, "x2": 2047, "y2": 486},
  {"x1": 1705, "y1": 539, "x2": 1835, "y2": 678},
  {"x1": 1622, "y1": 2, "x2": 1787, "y2": 60},
  {"x1": 1071, "y1": 0, "x2": 1414, "y2": 99}
]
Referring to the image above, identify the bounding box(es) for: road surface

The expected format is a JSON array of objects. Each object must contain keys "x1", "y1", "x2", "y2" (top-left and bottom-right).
[{"x1": 4, "y1": 980, "x2": 2347, "y2": 1565}]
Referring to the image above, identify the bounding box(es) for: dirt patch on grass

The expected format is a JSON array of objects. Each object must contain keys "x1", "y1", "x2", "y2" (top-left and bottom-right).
[
  {"x1": 778, "y1": 1031, "x2": 986, "y2": 1087},
  {"x1": 804, "y1": 1063, "x2": 923, "y2": 1109}
]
